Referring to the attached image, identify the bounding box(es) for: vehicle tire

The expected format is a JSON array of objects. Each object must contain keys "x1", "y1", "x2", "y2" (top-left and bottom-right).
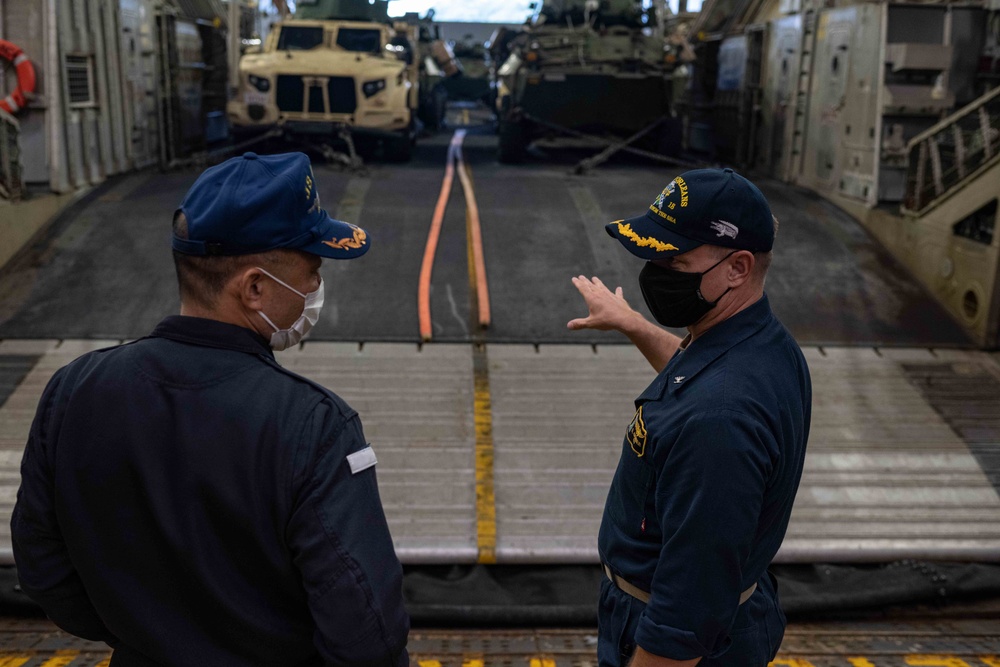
[
  {"x1": 384, "y1": 129, "x2": 413, "y2": 163},
  {"x1": 497, "y1": 118, "x2": 527, "y2": 164}
]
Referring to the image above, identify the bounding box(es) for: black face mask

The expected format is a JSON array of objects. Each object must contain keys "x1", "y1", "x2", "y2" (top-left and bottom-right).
[{"x1": 638, "y1": 251, "x2": 737, "y2": 328}]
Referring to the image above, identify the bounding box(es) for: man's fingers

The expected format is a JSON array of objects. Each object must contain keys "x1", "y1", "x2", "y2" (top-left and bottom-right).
[
  {"x1": 615, "y1": 286, "x2": 623, "y2": 298},
  {"x1": 567, "y1": 317, "x2": 590, "y2": 330}
]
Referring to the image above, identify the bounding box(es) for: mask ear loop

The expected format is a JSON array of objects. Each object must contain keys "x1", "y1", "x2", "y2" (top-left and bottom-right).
[
  {"x1": 699, "y1": 250, "x2": 740, "y2": 277},
  {"x1": 258, "y1": 310, "x2": 281, "y2": 332},
  {"x1": 255, "y1": 267, "x2": 307, "y2": 333},
  {"x1": 697, "y1": 250, "x2": 740, "y2": 305},
  {"x1": 256, "y1": 266, "x2": 307, "y2": 299}
]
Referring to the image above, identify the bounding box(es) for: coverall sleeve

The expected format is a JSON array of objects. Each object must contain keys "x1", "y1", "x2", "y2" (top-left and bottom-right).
[
  {"x1": 287, "y1": 403, "x2": 409, "y2": 667},
  {"x1": 10, "y1": 368, "x2": 119, "y2": 644},
  {"x1": 633, "y1": 409, "x2": 775, "y2": 660}
]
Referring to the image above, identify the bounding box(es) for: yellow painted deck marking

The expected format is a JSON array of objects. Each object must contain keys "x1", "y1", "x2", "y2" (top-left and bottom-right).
[
  {"x1": 418, "y1": 661, "x2": 443, "y2": 667},
  {"x1": 849, "y1": 659, "x2": 878, "y2": 667},
  {"x1": 529, "y1": 658, "x2": 557, "y2": 667},
  {"x1": 463, "y1": 659, "x2": 485, "y2": 667},
  {"x1": 906, "y1": 658, "x2": 974, "y2": 666},
  {"x1": 473, "y1": 341, "x2": 497, "y2": 564},
  {"x1": 979, "y1": 658, "x2": 1000, "y2": 666},
  {"x1": 0, "y1": 656, "x2": 31, "y2": 667},
  {"x1": 463, "y1": 150, "x2": 496, "y2": 565},
  {"x1": 38, "y1": 651, "x2": 79, "y2": 667}
]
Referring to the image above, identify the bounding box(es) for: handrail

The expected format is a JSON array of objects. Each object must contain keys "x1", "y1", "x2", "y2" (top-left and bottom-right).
[
  {"x1": 907, "y1": 84, "x2": 1000, "y2": 149},
  {"x1": 902, "y1": 85, "x2": 1000, "y2": 216}
]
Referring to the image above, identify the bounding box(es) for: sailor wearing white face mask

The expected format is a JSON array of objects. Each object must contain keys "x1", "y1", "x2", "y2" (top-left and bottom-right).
[
  {"x1": 254, "y1": 266, "x2": 325, "y2": 351},
  {"x1": 12, "y1": 152, "x2": 410, "y2": 667}
]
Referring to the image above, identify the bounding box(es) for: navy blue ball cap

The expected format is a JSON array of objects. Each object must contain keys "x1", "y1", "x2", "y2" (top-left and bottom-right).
[
  {"x1": 173, "y1": 151, "x2": 369, "y2": 260},
  {"x1": 606, "y1": 167, "x2": 774, "y2": 260}
]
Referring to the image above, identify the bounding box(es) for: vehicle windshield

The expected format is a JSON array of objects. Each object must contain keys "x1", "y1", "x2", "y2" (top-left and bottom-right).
[
  {"x1": 336, "y1": 28, "x2": 382, "y2": 53},
  {"x1": 277, "y1": 26, "x2": 325, "y2": 51}
]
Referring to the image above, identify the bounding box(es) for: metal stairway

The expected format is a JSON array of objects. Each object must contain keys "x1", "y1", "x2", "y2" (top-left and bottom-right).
[{"x1": 903, "y1": 85, "x2": 1000, "y2": 216}]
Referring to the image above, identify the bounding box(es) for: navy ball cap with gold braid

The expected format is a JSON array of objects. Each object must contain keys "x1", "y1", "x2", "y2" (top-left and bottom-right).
[
  {"x1": 606, "y1": 167, "x2": 774, "y2": 260},
  {"x1": 173, "y1": 151, "x2": 370, "y2": 260}
]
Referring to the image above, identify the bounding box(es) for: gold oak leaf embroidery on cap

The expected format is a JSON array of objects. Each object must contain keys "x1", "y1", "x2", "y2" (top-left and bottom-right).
[
  {"x1": 614, "y1": 221, "x2": 679, "y2": 252},
  {"x1": 322, "y1": 226, "x2": 367, "y2": 250}
]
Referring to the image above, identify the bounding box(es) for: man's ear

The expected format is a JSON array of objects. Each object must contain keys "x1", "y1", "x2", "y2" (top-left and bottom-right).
[
  {"x1": 234, "y1": 267, "x2": 266, "y2": 312},
  {"x1": 728, "y1": 250, "x2": 755, "y2": 287}
]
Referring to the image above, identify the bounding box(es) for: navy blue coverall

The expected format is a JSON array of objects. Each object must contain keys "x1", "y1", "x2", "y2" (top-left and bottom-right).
[
  {"x1": 11, "y1": 316, "x2": 409, "y2": 667},
  {"x1": 598, "y1": 295, "x2": 811, "y2": 666}
]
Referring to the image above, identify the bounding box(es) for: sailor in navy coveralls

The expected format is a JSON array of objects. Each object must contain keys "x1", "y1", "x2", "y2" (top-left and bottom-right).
[
  {"x1": 568, "y1": 169, "x2": 811, "y2": 667},
  {"x1": 12, "y1": 152, "x2": 408, "y2": 666}
]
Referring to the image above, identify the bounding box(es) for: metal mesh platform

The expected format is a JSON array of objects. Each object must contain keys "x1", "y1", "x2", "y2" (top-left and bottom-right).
[{"x1": 1, "y1": 339, "x2": 998, "y2": 565}]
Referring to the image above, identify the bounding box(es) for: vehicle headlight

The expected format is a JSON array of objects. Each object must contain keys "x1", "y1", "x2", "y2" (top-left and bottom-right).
[
  {"x1": 248, "y1": 74, "x2": 270, "y2": 92},
  {"x1": 362, "y1": 79, "x2": 387, "y2": 98}
]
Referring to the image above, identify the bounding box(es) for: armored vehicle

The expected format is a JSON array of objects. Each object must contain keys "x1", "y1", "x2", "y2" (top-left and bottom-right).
[
  {"x1": 442, "y1": 36, "x2": 492, "y2": 104},
  {"x1": 226, "y1": 0, "x2": 451, "y2": 160},
  {"x1": 493, "y1": 0, "x2": 673, "y2": 163}
]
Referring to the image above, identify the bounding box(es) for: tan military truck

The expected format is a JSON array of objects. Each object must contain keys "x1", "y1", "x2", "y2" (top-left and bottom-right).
[{"x1": 227, "y1": 1, "x2": 436, "y2": 160}]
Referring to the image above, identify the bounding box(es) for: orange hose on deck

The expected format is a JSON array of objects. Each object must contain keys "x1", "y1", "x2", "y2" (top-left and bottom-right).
[
  {"x1": 418, "y1": 132, "x2": 464, "y2": 341},
  {"x1": 454, "y1": 142, "x2": 491, "y2": 329}
]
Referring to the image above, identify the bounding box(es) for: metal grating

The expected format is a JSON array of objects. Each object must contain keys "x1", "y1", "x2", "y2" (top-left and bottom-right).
[
  {"x1": 276, "y1": 75, "x2": 305, "y2": 112},
  {"x1": 3, "y1": 620, "x2": 1000, "y2": 663},
  {"x1": 903, "y1": 361, "x2": 1000, "y2": 494},
  {"x1": 2, "y1": 344, "x2": 999, "y2": 565},
  {"x1": 328, "y1": 76, "x2": 357, "y2": 114},
  {"x1": 0, "y1": 356, "x2": 40, "y2": 410},
  {"x1": 65, "y1": 55, "x2": 95, "y2": 107}
]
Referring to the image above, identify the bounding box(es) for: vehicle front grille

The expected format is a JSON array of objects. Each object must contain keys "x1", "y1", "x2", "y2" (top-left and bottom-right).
[
  {"x1": 327, "y1": 77, "x2": 357, "y2": 114},
  {"x1": 275, "y1": 75, "x2": 357, "y2": 115}
]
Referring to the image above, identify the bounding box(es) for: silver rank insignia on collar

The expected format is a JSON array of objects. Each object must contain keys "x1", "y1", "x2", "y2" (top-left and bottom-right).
[{"x1": 673, "y1": 376, "x2": 685, "y2": 384}]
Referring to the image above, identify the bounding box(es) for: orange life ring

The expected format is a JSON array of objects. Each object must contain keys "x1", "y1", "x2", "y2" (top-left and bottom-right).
[{"x1": 0, "y1": 40, "x2": 36, "y2": 115}]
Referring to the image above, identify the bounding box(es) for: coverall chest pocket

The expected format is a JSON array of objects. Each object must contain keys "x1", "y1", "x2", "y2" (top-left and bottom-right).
[{"x1": 607, "y1": 446, "x2": 654, "y2": 532}]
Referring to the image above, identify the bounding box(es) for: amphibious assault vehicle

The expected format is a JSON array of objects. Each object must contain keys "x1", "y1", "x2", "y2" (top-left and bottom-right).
[
  {"x1": 492, "y1": 0, "x2": 673, "y2": 163},
  {"x1": 226, "y1": 0, "x2": 455, "y2": 161}
]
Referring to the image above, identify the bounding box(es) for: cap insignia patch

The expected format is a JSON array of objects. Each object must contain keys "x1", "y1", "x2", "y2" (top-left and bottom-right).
[
  {"x1": 709, "y1": 220, "x2": 739, "y2": 240},
  {"x1": 615, "y1": 222, "x2": 679, "y2": 252},
  {"x1": 308, "y1": 191, "x2": 322, "y2": 215},
  {"x1": 627, "y1": 406, "x2": 647, "y2": 457},
  {"x1": 674, "y1": 177, "x2": 689, "y2": 207},
  {"x1": 652, "y1": 181, "x2": 677, "y2": 211},
  {"x1": 322, "y1": 225, "x2": 367, "y2": 250}
]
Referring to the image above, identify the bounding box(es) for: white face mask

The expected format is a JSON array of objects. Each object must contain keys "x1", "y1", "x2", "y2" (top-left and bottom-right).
[{"x1": 256, "y1": 267, "x2": 324, "y2": 351}]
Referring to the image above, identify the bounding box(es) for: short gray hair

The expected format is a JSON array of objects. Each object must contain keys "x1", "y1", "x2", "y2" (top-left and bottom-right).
[{"x1": 171, "y1": 211, "x2": 292, "y2": 308}]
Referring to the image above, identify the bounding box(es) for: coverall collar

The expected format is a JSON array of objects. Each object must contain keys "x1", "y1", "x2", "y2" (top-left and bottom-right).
[
  {"x1": 150, "y1": 315, "x2": 275, "y2": 358},
  {"x1": 637, "y1": 293, "x2": 773, "y2": 404}
]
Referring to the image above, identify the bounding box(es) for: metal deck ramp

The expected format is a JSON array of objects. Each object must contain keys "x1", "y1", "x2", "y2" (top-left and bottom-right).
[{"x1": 2, "y1": 339, "x2": 998, "y2": 565}]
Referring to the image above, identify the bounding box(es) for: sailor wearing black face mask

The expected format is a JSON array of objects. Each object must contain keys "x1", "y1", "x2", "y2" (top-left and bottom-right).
[{"x1": 567, "y1": 168, "x2": 812, "y2": 667}]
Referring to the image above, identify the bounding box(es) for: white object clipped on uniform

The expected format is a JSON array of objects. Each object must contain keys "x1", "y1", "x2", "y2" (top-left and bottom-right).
[{"x1": 347, "y1": 446, "x2": 377, "y2": 475}]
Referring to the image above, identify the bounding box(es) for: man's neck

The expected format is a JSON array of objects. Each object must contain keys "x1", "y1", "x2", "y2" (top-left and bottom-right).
[
  {"x1": 180, "y1": 302, "x2": 264, "y2": 338},
  {"x1": 687, "y1": 287, "x2": 764, "y2": 343}
]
